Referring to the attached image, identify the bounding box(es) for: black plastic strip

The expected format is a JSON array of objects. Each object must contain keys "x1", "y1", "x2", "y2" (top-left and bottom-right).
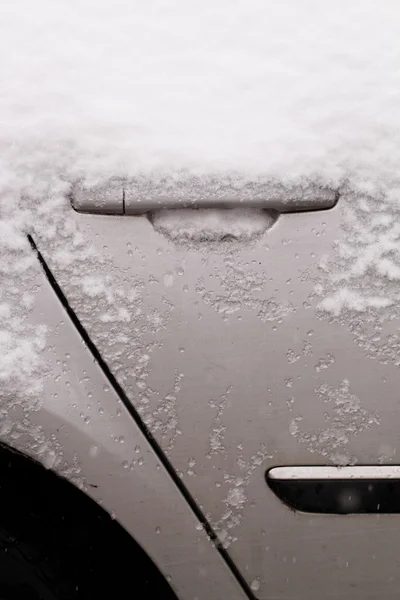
[
  {"x1": 28, "y1": 235, "x2": 254, "y2": 600},
  {"x1": 267, "y1": 473, "x2": 400, "y2": 514}
]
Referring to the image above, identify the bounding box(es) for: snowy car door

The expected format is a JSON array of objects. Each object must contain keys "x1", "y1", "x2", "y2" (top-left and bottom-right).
[{"x1": 34, "y1": 176, "x2": 400, "y2": 600}]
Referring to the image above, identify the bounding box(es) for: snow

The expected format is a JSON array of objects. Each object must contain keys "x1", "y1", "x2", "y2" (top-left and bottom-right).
[
  {"x1": 319, "y1": 289, "x2": 393, "y2": 317},
  {"x1": 2, "y1": 0, "x2": 400, "y2": 468},
  {"x1": 2, "y1": 0, "x2": 400, "y2": 193},
  {"x1": 290, "y1": 380, "x2": 380, "y2": 466},
  {"x1": 2, "y1": 0, "x2": 400, "y2": 323},
  {"x1": 151, "y1": 208, "x2": 277, "y2": 242}
]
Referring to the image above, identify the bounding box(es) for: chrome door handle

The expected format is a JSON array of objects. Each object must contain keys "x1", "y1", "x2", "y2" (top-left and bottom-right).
[
  {"x1": 124, "y1": 182, "x2": 338, "y2": 214},
  {"x1": 71, "y1": 178, "x2": 338, "y2": 215}
]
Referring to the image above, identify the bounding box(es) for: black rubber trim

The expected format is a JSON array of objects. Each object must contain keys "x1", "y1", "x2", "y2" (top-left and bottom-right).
[
  {"x1": 267, "y1": 472, "x2": 400, "y2": 514},
  {"x1": 28, "y1": 235, "x2": 255, "y2": 600}
]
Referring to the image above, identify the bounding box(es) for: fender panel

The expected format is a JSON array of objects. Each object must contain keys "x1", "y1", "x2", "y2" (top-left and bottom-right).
[{"x1": 3, "y1": 254, "x2": 248, "y2": 600}]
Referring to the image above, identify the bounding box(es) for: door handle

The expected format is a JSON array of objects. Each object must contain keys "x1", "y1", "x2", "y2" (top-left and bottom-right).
[
  {"x1": 124, "y1": 179, "x2": 338, "y2": 214},
  {"x1": 71, "y1": 178, "x2": 338, "y2": 215}
]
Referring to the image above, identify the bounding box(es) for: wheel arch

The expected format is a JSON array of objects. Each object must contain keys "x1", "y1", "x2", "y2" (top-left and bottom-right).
[{"x1": 0, "y1": 440, "x2": 177, "y2": 598}]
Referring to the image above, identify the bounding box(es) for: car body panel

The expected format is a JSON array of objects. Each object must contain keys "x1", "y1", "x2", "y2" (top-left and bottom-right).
[
  {"x1": 8, "y1": 261, "x2": 248, "y2": 600},
  {"x1": 33, "y1": 188, "x2": 400, "y2": 598}
]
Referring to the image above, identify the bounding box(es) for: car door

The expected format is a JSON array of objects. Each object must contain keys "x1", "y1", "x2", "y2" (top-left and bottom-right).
[{"x1": 35, "y1": 179, "x2": 400, "y2": 599}]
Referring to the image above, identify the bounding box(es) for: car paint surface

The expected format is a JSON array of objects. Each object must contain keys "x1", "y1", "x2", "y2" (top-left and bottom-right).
[
  {"x1": 24, "y1": 185, "x2": 400, "y2": 600},
  {"x1": 14, "y1": 260, "x2": 248, "y2": 600}
]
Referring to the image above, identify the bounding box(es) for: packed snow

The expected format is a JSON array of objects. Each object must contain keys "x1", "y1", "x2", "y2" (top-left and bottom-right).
[
  {"x1": 2, "y1": 0, "x2": 400, "y2": 193},
  {"x1": 151, "y1": 208, "x2": 277, "y2": 242}
]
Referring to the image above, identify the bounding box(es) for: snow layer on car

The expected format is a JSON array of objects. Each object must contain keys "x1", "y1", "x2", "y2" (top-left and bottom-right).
[
  {"x1": 151, "y1": 208, "x2": 277, "y2": 242},
  {"x1": 1, "y1": 0, "x2": 400, "y2": 468},
  {"x1": 1, "y1": 0, "x2": 400, "y2": 192}
]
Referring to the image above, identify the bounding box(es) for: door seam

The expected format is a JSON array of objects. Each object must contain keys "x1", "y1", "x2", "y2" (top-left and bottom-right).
[{"x1": 28, "y1": 234, "x2": 255, "y2": 600}]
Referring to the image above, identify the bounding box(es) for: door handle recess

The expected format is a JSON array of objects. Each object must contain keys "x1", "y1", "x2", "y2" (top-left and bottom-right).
[{"x1": 267, "y1": 466, "x2": 400, "y2": 514}]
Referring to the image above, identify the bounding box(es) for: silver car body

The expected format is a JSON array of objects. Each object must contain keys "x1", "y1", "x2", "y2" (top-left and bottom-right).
[{"x1": 6, "y1": 178, "x2": 398, "y2": 599}]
